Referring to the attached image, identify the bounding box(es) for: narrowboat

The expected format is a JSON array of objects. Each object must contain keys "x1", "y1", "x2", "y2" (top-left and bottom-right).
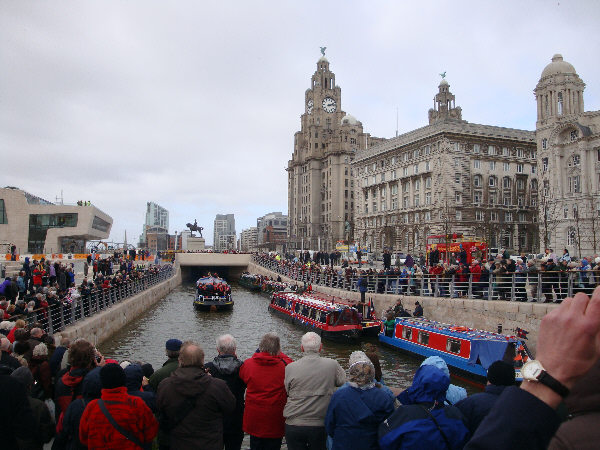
[
  {"x1": 269, "y1": 292, "x2": 361, "y2": 344},
  {"x1": 379, "y1": 317, "x2": 531, "y2": 384},
  {"x1": 193, "y1": 276, "x2": 234, "y2": 311},
  {"x1": 239, "y1": 273, "x2": 262, "y2": 291}
]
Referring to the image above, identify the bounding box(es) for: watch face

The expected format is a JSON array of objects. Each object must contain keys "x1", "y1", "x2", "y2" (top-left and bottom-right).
[
  {"x1": 307, "y1": 99, "x2": 313, "y2": 115},
  {"x1": 522, "y1": 360, "x2": 543, "y2": 380},
  {"x1": 322, "y1": 97, "x2": 337, "y2": 113}
]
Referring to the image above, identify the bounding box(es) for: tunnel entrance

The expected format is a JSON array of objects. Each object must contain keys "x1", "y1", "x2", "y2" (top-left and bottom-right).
[{"x1": 180, "y1": 265, "x2": 247, "y2": 284}]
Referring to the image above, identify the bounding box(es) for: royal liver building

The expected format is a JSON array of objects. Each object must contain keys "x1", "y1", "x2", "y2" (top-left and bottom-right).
[
  {"x1": 287, "y1": 52, "x2": 384, "y2": 251},
  {"x1": 535, "y1": 55, "x2": 600, "y2": 257}
]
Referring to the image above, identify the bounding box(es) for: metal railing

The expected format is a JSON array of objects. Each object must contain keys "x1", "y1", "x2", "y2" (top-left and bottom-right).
[
  {"x1": 9, "y1": 265, "x2": 174, "y2": 333},
  {"x1": 252, "y1": 255, "x2": 599, "y2": 302}
]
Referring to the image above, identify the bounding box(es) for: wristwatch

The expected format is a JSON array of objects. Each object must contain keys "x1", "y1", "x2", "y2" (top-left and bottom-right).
[{"x1": 521, "y1": 360, "x2": 570, "y2": 397}]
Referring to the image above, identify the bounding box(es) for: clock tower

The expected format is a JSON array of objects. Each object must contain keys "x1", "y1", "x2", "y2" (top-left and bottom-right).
[{"x1": 287, "y1": 52, "x2": 376, "y2": 251}]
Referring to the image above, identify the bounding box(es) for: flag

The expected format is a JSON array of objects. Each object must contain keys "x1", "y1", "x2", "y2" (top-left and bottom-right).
[{"x1": 366, "y1": 298, "x2": 375, "y2": 319}]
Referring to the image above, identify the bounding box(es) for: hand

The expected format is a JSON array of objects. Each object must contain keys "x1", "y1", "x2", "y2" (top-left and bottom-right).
[
  {"x1": 142, "y1": 376, "x2": 149, "y2": 386},
  {"x1": 524, "y1": 286, "x2": 600, "y2": 407}
]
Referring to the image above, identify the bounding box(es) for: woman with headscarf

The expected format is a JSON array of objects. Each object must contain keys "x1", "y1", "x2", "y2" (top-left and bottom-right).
[
  {"x1": 378, "y1": 365, "x2": 469, "y2": 450},
  {"x1": 325, "y1": 351, "x2": 394, "y2": 450}
]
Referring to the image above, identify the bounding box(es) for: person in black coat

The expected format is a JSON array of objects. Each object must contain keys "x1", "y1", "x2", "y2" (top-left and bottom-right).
[
  {"x1": 383, "y1": 250, "x2": 391, "y2": 270},
  {"x1": 0, "y1": 370, "x2": 35, "y2": 449},
  {"x1": 429, "y1": 247, "x2": 440, "y2": 267},
  {"x1": 456, "y1": 360, "x2": 515, "y2": 435},
  {"x1": 413, "y1": 301, "x2": 423, "y2": 317},
  {"x1": 204, "y1": 334, "x2": 246, "y2": 450}
]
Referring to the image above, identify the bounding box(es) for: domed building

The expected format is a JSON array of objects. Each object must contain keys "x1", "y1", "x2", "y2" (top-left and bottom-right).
[{"x1": 535, "y1": 54, "x2": 600, "y2": 256}]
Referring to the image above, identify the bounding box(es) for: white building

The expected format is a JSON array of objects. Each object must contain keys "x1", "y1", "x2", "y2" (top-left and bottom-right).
[{"x1": 214, "y1": 214, "x2": 236, "y2": 251}]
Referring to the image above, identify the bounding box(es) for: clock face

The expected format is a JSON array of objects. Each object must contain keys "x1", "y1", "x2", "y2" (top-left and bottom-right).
[
  {"x1": 322, "y1": 97, "x2": 337, "y2": 113},
  {"x1": 307, "y1": 99, "x2": 313, "y2": 115}
]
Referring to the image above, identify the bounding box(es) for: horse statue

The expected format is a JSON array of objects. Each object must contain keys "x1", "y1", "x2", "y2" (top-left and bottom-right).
[{"x1": 186, "y1": 220, "x2": 204, "y2": 238}]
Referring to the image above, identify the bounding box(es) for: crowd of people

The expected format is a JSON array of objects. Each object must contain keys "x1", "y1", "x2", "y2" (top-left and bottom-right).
[
  {"x1": 254, "y1": 248, "x2": 600, "y2": 302},
  {"x1": 0, "y1": 256, "x2": 172, "y2": 333},
  {"x1": 1, "y1": 246, "x2": 598, "y2": 449},
  {"x1": 1, "y1": 284, "x2": 599, "y2": 449}
]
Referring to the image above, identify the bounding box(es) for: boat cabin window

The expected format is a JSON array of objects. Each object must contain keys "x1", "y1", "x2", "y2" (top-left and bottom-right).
[
  {"x1": 294, "y1": 303, "x2": 301, "y2": 313},
  {"x1": 330, "y1": 308, "x2": 359, "y2": 326},
  {"x1": 276, "y1": 297, "x2": 287, "y2": 308},
  {"x1": 309, "y1": 308, "x2": 317, "y2": 320},
  {"x1": 317, "y1": 311, "x2": 327, "y2": 323},
  {"x1": 301, "y1": 305, "x2": 309, "y2": 317},
  {"x1": 418, "y1": 331, "x2": 429, "y2": 345},
  {"x1": 402, "y1": 327, "x2": 413, "y2": 340},
  {"x1": 446, "y1": 338, "x2": 461, "y2": 354}
]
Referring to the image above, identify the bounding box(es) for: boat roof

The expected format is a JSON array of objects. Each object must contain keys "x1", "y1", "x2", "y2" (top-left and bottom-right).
[
  {"x1": 274, "y1": 292, "x2": 351, "y2": 313},
  {"x1": 396, "y1": 317, "x2": 521, "y2": 343}
]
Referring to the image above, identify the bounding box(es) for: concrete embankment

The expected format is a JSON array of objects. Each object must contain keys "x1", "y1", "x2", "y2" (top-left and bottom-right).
[
  {"x1": 61, "y1": 266, "x2": 182, "y2": 346},
  {"x1": 247, "y1": 262, "x2": 558, "y2": 354}
]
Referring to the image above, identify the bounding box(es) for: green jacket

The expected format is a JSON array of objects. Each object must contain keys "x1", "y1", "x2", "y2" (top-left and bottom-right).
[{"x1": 149, "y1": 357, "x2": 179, "y2": 392}]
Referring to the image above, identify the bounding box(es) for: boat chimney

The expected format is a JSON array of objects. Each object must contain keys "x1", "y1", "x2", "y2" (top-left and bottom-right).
[{"x1": 497, "y1": 324, "x2": 503, "y2": 333}]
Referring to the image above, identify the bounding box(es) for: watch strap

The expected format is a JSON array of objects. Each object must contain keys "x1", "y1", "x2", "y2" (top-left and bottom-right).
[{"x1": 538, "y1": 370, "x2": 570, "y2": 397}]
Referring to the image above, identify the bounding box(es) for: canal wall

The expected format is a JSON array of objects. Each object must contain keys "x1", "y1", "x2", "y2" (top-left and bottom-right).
[
  {"x1": 60, "y1": 266, "x2": 182, "y2": 346},
  {"x1": 247, "y1": 262, "x2": 558, "y2": 354}
]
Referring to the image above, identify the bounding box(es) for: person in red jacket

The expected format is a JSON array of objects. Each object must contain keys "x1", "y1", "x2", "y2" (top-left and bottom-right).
[
  {"x1": 239, "y1": 333, "x2": 292, "y2": 450},
  {"x1": 80, "y1": 363, "x2": 158, "y2": 449},
  {"x1": 470, "y1": 260, "x2": 483, "y2": 297}
]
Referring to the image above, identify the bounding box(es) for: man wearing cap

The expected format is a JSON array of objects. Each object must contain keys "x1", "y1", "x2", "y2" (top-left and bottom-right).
[
  {"x1": 413, "y1": 301, "x2": 423, "y2": 317},
  {"x1": 149, "y1": 338, "x2": 182, "y2": 392},
  {"x1": 455, "y1": 360, "x2": 515, "y2": 435},
  {"x1": 80, "y1": 364, "x2": 158, "y2": 449}
]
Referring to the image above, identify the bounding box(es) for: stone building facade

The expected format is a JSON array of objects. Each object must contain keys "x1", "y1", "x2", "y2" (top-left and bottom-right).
[
  {"x1": 287, "y1": 54, "x2": 385, "y2": 251},
  {"x1": 352, "y1": 80, "x2": 538, "y2": 255},
  {"x1": 240, "y1": 227, "x2": 258, "y2": 252},
  {"x1": 534, "y1": 54, "x2": 600, "y2": 257}
]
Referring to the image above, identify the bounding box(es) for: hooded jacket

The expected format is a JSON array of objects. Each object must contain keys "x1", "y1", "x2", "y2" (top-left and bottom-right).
[
  {"x1": 124, "y1": 364, "x2": 156, "y2": 413},
  {"x1": 156, "y1": 365, "x2": 235, "y2": 450},
  {"x1": 205, "y1": 354, "x2": 245, "y2": 435},
  {"x1": 54, "y1": 367, "x2": 102, "y2": 450},
  {"x1": 54, "y1": 367, "x2": 90, "y2": 418},
  {"x1": 379, "y1": 365, "x2": 469, "y2": 450},
  {"x1": 239, "y1": 351, "x2": 292, "y2": 438}
]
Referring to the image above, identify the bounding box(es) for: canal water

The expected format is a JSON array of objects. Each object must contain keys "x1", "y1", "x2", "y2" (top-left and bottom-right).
[{"x1": 100, "y1": 282, "x2": 479, "y2": 395}]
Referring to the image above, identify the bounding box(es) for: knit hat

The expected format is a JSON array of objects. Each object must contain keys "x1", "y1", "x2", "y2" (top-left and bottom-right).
[
  {"x1": 487, "y1": 360, "x2": 515, "y2": 386},
  {"x1": 100, "y1": 363, "x2": 127, "y2": 389},
  {"x1": 141, "y1": 363, "x2": 154, "y2": 378},
  {"x1": 166, "y1": 339, "x2": 182, "y2": 351},
  {"x1": 348, "y1": 351, "x2": 375, "y2": 387},
  {"x1": 11, "y1": 366, "x2": 34, "y2": 388}
]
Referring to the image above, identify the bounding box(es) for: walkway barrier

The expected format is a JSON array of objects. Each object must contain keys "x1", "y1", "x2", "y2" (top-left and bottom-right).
[
  {"x1": 9, "y1": 265, "x2": 174, "y2": 333},
  {"x1": 252, "y1": 255, "x2": 599, "y2": 302}
]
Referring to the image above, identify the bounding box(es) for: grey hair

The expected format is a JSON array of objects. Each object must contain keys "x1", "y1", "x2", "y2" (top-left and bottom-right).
[
  {"x1": 0, "y1": 337, "x2": 11, "y2": 352},
  {"x1": 301, "y1": 332, "x2": 321, "y2": 353},
  {"x1": 33, "y1": 342, "x2": 48, "y2": 357},
  {"x1": 258, "y1": 332, "x2": 281, "y2": 356},
  {"x1": 178, "y1": 341, "x2": 204, "y2": 368},
  {"x1": 216, "y1": 334, "x2": 237, "y2": 355},
  {"x1": 30, "y1": 328, "x2": 43, "y2": 338}
]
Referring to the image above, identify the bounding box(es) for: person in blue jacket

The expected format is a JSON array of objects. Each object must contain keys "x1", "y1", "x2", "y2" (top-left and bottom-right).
[
  {"x1": 378, "y1": 365, "x2": 469, "y2": 450},
  {"x1": 325, "y1": 351, "x2": 394, "y2": 450},
  {"x1": 357, "y1": 273, "x2": 368, "y2": 303}
]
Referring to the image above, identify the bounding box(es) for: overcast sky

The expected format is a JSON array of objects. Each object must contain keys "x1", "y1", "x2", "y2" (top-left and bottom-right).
[{"x1": 2, "y1": 1, "x2": 599, "y2": 246}]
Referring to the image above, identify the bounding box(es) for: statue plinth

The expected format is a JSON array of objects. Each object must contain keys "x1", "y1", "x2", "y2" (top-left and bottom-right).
[{"x1": 187, "y1": 237, "x2": 205, "y2": 251}]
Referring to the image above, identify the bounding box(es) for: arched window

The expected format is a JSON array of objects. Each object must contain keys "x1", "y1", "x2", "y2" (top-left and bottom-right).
[
  {"x1": 503, "y1": 177, "x2": 511, "y2": 189},
  {"x1": 473, "y1": 174, "x2": 482, "y2": 187},
  {"x1": 567, "y1": 227, "x2": 577, "y2": 246},
  {"x1": 557, "y1": 92, "x2": 563, "y2": 115},
  {"x1": 489, "y1": 176, "x2": 497, "y2": 187}
]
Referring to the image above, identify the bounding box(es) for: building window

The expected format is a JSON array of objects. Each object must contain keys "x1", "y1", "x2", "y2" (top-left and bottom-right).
[
  {"x1": 489, "y1": 176, "x2": 497, "y2": 187},
  {"x1": 391, "y1": 198, "x2": 398, "y2": 210},
  {"x1": 505, "y1": 212, "x2": 513, "y2": 222},
  {"x1": 28, "y1": 213, "x2": 79, "y2": 253},
  {"x1": 503, "y1": 197, "x2": 510, "y2": 206},
  {"x1": 455, "y1": 192, "x2": 462, "y2": 203},
  {"x1": 570, "y1": 155, "x2": 580, "y2": 166},
  {"x1": 403, "y1": 167, "x2": 408, "y2": 176},
  {"x1": 558, "y1": 92, "x2": 564, "y2": 115},
  {"x1": 403, "y1": 196, "x2": 409, "y2": 209},
  {"x1": 473, "y1": 144, "x2": 480, "y2": 153},
  {"x1": 391, "y1": 156, "x2": 397, "y2": 165},
  {"x1": 502, "y1": 147, "x2": 510, "y2": 156},
  {"x1": 381, "y1": 201, "x2": 386, "y2": 211},
  {"x1": 567, "y1": 227, "x2": 577, "y2": 246},
  {"x1": 474, "y1": 174, "x2": 482, "y2": 187},
  {"x1": 517, "y1": 163, "x2": 523, "y2": 173},
  {"x1": 517, "y1": 148, "x2": 524, "y2": 157},
  {"x1": 491, "y1": 211, "x2": 498, "y2": 222},
  {"x1": 414, "y1": 164, "x2": 419, "y2": 175},
  {"x1": 476, "y1": 210, "x2": 484, "y2": 221},
  {"x1": 391, "y1": 184, "x2": 398, "y2": 195},
  {"x1": 425, "y1": 161, "x2": 430, "y2": 171},
  {"x1": 503, "y1": 162, "x2": 510, "y2": 171},
  {"x1": 489, "y1": 192, "x2": 497, "y2": 205},
  {"x1": 424, "y1": 211, "x2": 431, "y2": 221},
  {"x1": 474, "y1": 159, "x2": 480, "y2": 169},
  {"x1": 425, "y1": 192, "x2": 431, "y2": 205},
  {"x1": 489, "y1": 161, "x2": 496, "y2": 170},
  {"x1": 425, "y1": 177, "x2": 432, "y2": 188},
  {"x1": 392, "y1": 170, "x2": 397, "y2": 179},
  {"x1": 455, "y1": 174, "x2": 460, "y2": 184},
  {"x1": 503, "y1": 177, "x2": 511, "y2": 189},
  {"x1": 564, "y1": 207, "x2": 569, "y2": 219},
  {"x1": 488, "y1": 146, "x2": 496, "y2": 155},
  {"x1": 517, "y1": 179, "x2": 524, "y2": 190},
  {"x1": 0, "y1": 199, "x2": 6, "y2": 224},
  {"x1": 532, "y1": 165, "x2": 537, "y2": 174},
  {"x1": 518, "y1": 196, "x2": 524, "y2": 207},
  {"x1": 570, "y1": 130, "x2": 578, "y2": 141},
  {"x1": 474, "y1": 192, "x2": 482, "y2": 205},
  {"x1": 455, "y1": 210, "x2": 462, "y2": 221},
  {"x1": 414, "y1": 195, "x2": 420, "y2": 207},
  {"x1": 403, "y1": 182, "x2": 409, "y2": 193},
  {"x1": 542, "y1": 158, "x2": 548, "y2": 172},
  {"x1": 519, "y1": 212, "x2": 526, "y2": 222},
  {"x1": 542, "y1": 138, "x2": 548, "y2": 149}
]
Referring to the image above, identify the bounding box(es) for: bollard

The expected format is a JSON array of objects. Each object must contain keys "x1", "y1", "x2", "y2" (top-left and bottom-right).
[{"x1": 498, "y1": 324, "x2": 503, "y2": 333}]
